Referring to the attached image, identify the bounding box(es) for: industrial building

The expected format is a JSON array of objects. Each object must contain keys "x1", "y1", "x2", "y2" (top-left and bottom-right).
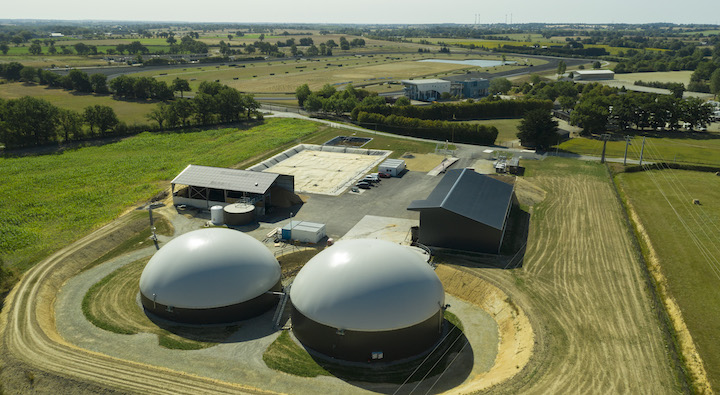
[
  {"x1": 572, "y1": 70, "x2": 615, "y2": 81},
  {"x1": 401, "y1": 78, "x2": 489, "y2": 101},
  {"x1": 378, "y1": 158, "x2": 406, "y2": 177},
  {"x1": 401, "y1": 79, "x2": 451, "y2": 101},
  {"x1": 139, "y1": 228, "x2": 281, "y2": 324},
  {"x1": 281, "y1": 221, "x2": 326, "y2": 244},
  {"x1": 289, "y1": 239, "x2": 446, "y2": 362},
  {"x1": 450, "y1": 78, "x2": 490, "y2": 98},
  {"x1": 171, "y1": 164, "x2": 294, "y2": 215},
  {"x1": 408, "y1": 168, "x2": 515, "y2": 254}
]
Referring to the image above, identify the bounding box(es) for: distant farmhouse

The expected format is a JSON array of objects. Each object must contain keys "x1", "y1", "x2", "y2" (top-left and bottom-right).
[
  {"x1": 49, "y1": 32, "x2": 64, "y2": 38},
  {"x1": 402, "y1": 77, "x2": 490, "y2": 101}
]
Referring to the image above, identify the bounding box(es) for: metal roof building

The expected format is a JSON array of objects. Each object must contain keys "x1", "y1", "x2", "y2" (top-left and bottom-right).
[
  {"x1": 573, "y1": 69, "x2": 615, "y2": 81},
  {"x1": 289, "y1": 239, "x2": 445, "y2": 362},
  {"x1": 139, "y1": 228, "x2": 281, "y2": 324},
  {"x1": 401, "y1": 79, "x2": 451, "y2": 101},
  {"x1": 408, "y1": 168, "x2": 515, "y2": 253},
  {"x1": 171, "y1": 164, "x2": 294, "y2": 214}
]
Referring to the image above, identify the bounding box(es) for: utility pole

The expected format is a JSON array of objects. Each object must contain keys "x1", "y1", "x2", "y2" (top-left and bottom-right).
[
  {"x1": 623, "y1": 135, "x2": 632, "y2": 165},
  {"x1": 639, "y1": 136, "x2": 646, "y2": 166},
  {"x1": 600, "y1": 133, "x2": 611, "y2": 164}
]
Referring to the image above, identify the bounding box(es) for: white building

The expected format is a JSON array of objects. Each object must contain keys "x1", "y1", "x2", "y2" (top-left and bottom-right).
[
  {"x1": 573, "y1": 70, "x2": 615, "y2": 81},
  {"x1": 401, "y1": 79, "x2": 451, "y2": 101},
  {"x1": 378, "y1": 159, "x2": 406, "y2": 177}
]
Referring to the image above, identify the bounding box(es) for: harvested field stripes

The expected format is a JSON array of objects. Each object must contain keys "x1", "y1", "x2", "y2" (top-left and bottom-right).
[{"x1": 455, "y1": 159, "x2": 680, "y2": 394}]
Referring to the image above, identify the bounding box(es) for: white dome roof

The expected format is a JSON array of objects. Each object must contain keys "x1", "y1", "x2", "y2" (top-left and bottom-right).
[
  {"x1": 290, "y1": 239, "x2": 444, "y2": 331},
  {"x1": 139, "y1": 228, "x2": 280, "y2": 309}
]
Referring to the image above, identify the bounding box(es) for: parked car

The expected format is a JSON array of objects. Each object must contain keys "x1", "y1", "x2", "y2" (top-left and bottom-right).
[
  {"x1": 356, "y1": 182, "x2": 372, "y2": 189},
  {"x1": 378, "y1": 172, "x2": 391, "y2": 178},
  {"x1": 362, "y1": 175, "x2": 380, "y2": 183}
]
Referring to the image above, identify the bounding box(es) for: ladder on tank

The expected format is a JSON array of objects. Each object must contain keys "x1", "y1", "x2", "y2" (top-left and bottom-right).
[{"x1": 272, "y1": 285, "x2": 291, "y2": 330}]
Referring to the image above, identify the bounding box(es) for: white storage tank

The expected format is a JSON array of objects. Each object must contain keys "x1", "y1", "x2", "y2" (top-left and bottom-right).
[{"x1": 210, "y1": 205, "x2": 224, "y2": 225}]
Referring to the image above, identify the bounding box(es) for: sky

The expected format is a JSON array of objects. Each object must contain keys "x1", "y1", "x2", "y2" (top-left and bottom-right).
[{"x1": 3, "y1": 0, "x2": 720, "y2": 26}]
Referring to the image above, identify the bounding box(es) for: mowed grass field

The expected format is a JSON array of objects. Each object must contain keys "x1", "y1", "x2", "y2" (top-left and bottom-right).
[
  {"x1": 133, "y1": 54, "x2": 530, "y2": 93},
  {"x1": 461, "y1": 118, "x2": 522, "y2": 146},
  {"x1": 617, "y1": 169, "x2": 720, "y2": 392},
  {"x1": 558, "y1": 133, "x2": 720, "y2": 167},
  {"x1": 616, "y1": 70, "x2": 695, "y2": 85},
  {"x1": 0, "y1": 82, "x2": 157, "y2": 124},
  {"x1": 0, "y1": 118, "x2": 323, "y2": 268},
  {"x1": 462, "y1": 157, "x2": 680, "y2": 393}
]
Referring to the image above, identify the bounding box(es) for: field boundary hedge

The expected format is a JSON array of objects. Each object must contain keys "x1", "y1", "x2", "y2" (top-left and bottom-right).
[{"x1": 355, "y1": 112, "x2": 498, "y2": 145}]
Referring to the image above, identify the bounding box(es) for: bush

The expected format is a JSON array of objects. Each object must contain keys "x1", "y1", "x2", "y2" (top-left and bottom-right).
[{"x1": 355, "y1": 112, "x2": 498, "y2": 145}]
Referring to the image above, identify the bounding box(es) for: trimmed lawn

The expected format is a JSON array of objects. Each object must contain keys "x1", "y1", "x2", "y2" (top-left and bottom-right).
[{"x1": 617, "y1": 169, "x2": 720, "y2": 392}]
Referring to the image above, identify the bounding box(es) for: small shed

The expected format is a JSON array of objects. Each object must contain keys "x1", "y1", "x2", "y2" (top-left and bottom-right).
[
  {"x1": 379, "y1": 159, "x2": 406, "y2": 177},
  {"x1": 281, "y1": 221, "x2": 326, "y2": 244}
]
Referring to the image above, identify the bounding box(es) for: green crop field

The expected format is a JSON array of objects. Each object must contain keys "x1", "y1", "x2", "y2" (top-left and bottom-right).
[
  {"x1": 425, "y1": 37, "x2": 664, "y2": 56},
  {"x1": 0, "y1": 118, "x2": 323, "y2": 268},
  {"x1": 617, "y1": 169, "x2": 720, "y2": 392},
  {"x1": 0, "y1": 82, "x2": 157, "y2": 124},
  {"x1": 557, "y1": 134, "x2": 720, "y2": 167}
]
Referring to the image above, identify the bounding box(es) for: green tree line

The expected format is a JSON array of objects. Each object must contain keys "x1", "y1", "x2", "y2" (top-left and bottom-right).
[
  {"x1": 355, "y1": 111, "x2": 498, "y2": 145},
  {"x1": 0, "y1": 82, "x2": 260, "y2": 149},
  {"x1": 350, "y1": 98, "x2": 553, "y2": 121}
]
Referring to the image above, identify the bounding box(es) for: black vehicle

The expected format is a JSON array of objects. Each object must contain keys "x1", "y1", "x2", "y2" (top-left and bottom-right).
[{"x1": 356, "y1": 182, "x2": 372, "y2": 189}]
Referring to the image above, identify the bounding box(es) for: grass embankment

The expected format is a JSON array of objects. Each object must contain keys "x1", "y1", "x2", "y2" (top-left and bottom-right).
[
  {"x1": 302, "y1": 125, "x2": 442, "y2": 158},
  {"x1": 263, "y1": 311, "x2": 466, "y2": 383},
  {"x1": 557, "y1": 133, "x2": 720, "y2": 167},
  {"x1": 82, "y1": 257, "x2": 238, "y2": 350},
  {"x1": 0, "y1": 118, "x2": 322, "y2": 270},
  {"x1": 0, "y1": 82, "x2": 157, "y2": 124},
  {"x1": 617, "y1": 169, "x2": 720, "y2": 392}
]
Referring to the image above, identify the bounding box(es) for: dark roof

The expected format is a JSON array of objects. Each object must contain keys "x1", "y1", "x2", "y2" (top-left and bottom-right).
[
  {"x1": 171, "y1": 165, "x2": 279, "y2": 195},
  {"x1": 407, "y1": 169, "x2": 514, "y2": 230}
]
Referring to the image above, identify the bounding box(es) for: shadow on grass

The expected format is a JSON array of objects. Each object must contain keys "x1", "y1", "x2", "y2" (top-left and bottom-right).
[{"x1": 144, "y1": 307, "x2": 278, "y2": 346}]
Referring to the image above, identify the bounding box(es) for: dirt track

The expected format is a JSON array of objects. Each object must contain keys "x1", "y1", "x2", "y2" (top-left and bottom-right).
[{"x1": 0, "y1": 214, "x2": 271, "y2": 394}]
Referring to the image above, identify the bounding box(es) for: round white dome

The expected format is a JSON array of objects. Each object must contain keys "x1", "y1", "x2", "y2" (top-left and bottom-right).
[
  {"x1": 290, "y1": 239, "x2": 444, "y2": 331},
  {"x1": 139, "y1": 228, "x2": 280, "y2": 309}
]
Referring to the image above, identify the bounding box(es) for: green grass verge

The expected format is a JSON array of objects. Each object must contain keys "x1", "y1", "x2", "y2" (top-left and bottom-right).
[
  {"x1": 557, "y1": 134, "x2": 720, "y2": 167},
  {"x1": 82, "y1": 269, "x2": 136, "y2": 335},
  {"x1": 0, "y1": 118, "x2": 321, "y2": 269},
  {"x1": 616, "y1": 169, "x2": 720, "y2": 392}
]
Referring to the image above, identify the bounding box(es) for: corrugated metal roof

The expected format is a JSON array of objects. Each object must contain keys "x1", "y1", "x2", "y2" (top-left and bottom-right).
[
  {"x1": 380, "y1": 159, "x2": 405, "y2": 167},
  {"x1": 408, "y1": 169, "x2": 514, "y2": 230},
  {"x1": 171, "y1": 164, "x2": 279, "y2": 195}
]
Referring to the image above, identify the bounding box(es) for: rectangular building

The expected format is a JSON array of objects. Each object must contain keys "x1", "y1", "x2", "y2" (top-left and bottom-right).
[
  {"x1": 378, "y1": 159, "x2": 406, "y2": 177},
  {"x1": 573, "y1": 70, "x2": 615, "y2": 81},
  {"x1": 401, "y1": 79, "x2": 451, "y2": 101}
]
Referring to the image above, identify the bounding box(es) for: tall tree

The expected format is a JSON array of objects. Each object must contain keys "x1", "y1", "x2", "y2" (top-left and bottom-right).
[
  {"x1": 84, "y1": 105, "x2": 118, "y2": 134},
  {"x1": 710, "y1": 69, "x2": 720, "y2": 99},
  {"x1": 90, "y1": 73, "x2": 109, "y2": 94},
  {"x1": 56, "y1": 108, "x2": 84, "y2": 141},
  {"x1": 556, "y1": 60, "x2": 566, "y2": 78},
  {"x1": 295, "y1": 84, "x2": 311, "y2": 107},
  {"x1": 517, "y1": 109, "x2": 560, "y2": 149}
]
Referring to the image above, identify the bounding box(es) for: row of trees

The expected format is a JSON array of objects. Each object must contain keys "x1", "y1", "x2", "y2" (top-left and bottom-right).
[
  {"x1": 355, "y1": 111, "x2": 498, "y2": 145},
  {"x1": 0, "y1": 62, "x2": 195, "y2": 102},
  {"x1": 0, "y1": 97, "x2": 120, "y2": 148},
  {"x1": 0, "y1": 83, "x2": 261, "y2": 149},
  {"x1": 145, "y1": 81, "x2": 260, "y2": 128},
  {"x1": 350, "y1": 98, "x2": 553, "y2": 121},
  {"x1": 295, "y1": 83, "x2": 384, "y2": 115},
  {"x1": 569, "y1": 84, "x2": 716, "y2": 134}
]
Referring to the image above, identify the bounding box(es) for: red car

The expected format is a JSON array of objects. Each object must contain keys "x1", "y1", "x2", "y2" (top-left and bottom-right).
[{"x1": 378, "y1": 172, "x2": 391, "y2": 178}]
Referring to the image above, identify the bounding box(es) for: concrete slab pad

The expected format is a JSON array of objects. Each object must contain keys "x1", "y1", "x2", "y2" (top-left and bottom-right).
[
  {"x1": 340, "y1": 215, "x2": 418, "y2": 245},
  {"x1": 263, "y1": 149, "x2": 388, "y2": 195}
]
